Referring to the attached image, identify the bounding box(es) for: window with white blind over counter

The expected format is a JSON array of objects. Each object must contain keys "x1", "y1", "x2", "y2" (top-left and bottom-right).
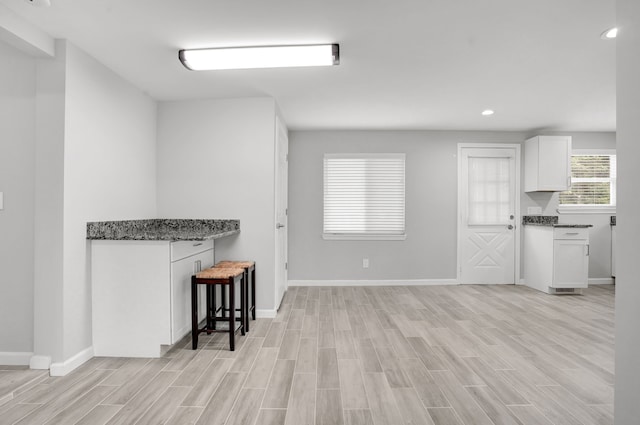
[
  {"x1": 559, "y1": 149, "x2": 616, "y2": 213},
  {"x1": 323, "y1": 153, "x2": 406, "y2": 240}
]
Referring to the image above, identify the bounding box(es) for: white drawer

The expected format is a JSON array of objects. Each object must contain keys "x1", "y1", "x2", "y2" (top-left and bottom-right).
[
  {"x1": 553, "y1": 228, "x2": 589, "y2": 240},
  {"x1": 170, "y1": 239, "x2": 214, "y2": 262}
]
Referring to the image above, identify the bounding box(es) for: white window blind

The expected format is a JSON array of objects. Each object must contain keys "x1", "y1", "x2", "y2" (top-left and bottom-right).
[
  {"x1": 559, "y1": 153, "x2": 616, "y2": 207},
  {"x1": 323, "y1": 154, "x2": 406, "y2": 240}
]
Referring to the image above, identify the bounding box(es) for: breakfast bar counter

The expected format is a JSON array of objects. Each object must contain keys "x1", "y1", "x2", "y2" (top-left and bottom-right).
[{"x1": 88, "y1": 219, "x2": 240, "y2": 357}]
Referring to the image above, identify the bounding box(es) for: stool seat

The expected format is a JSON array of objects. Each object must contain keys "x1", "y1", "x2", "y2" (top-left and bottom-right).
[
  {"x1": 191, "y1": 267, "x2": 246, "y2": 351},
  {"x1": 196, "y1": 267, "x2": 244, "y2": 280},
  {"x1": 215, "y1": 261, "x2": 256, "y2": 324},
  {"x1": 216, "y1": 260, "x2": 255, "y2": 269}
]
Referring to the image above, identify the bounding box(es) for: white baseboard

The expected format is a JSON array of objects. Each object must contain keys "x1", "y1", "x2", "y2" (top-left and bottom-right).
[
  {"x1": 589, "y1": 278, "x2": 615, "y2": 285},
  {"x1": 29, "y1": 355, "x2": 51, "y2": 370},
  {"x1": 0, "y1": 352, "x2": 34, "y2": 366},
  {"x1": 518, "y1": 278, "x2": 613, "y2": 287},
  {"x1": 49, "y1": 346, "x2": 93, "y2": 377},
  {"x1": 287, "y1": 279, "x2": 458, "y2": 287},
  {"x1": 256, "y1": 309, "x2": 277, "y2": 318}
]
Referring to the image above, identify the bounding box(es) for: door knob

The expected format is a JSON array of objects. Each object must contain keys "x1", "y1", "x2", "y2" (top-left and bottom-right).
[
  {"x1": 507, "y1": 224, "x2": 514, "y2": 230},
  {"x1": 276, "y1": 223, "x2": 285, "y2": 229}
]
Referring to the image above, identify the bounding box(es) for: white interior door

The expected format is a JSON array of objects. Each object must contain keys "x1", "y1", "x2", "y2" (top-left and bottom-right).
[
  {"x1": 274, "y1": 116, "x2": 288, "y2": 309},
  {"x1": 458, "y1": 145, "x2": 519, "y2": 284}
]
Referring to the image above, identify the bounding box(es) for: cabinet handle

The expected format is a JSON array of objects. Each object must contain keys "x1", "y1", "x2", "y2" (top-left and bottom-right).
[
  {"x1": 586, "y1": 244, "x2": 590, "y2": 256},
  {"x1": 565, "y1": 232, "x2": 579, "y2": 235},
  {"x1": 193, "y1": 243, "x2": 203, "y2": 247},
  {"x1": 567, "y1": 175, "x2": 571, "y2": 188}
]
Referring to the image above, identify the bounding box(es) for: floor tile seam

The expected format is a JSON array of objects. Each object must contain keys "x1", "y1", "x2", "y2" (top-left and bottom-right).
[
  {"x1": 43, "y1": 385, "x2": 120, "y2": 425},
  {"x1": 257, "y1": 343, "x2": 295, "y2": 410},
  {"x1": 178, "y1": 365, "x2": 233, "y2": 409},
  {"x1": 14, "y1": 382, "x2": 105, "y2": 424},
  {"x1": 211, "y1": 371, "x2": 251, "y2": 425},
  {"x1": 33, "y1": 368, "x2": 117, "y2": 421},
  {"x1": 0, "y1": 371, "x2": 49, "y2": 401},
  {"x1": 116, "y1": 360, "x2": 186, "y2": 405},
  {"x1": 109, "y1": 373, "x2": 182, "y2": 425}
]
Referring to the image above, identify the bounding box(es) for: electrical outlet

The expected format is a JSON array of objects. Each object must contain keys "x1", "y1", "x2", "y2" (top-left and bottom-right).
[{"x1": 362, "y1": 258, "x2": 369, "y2": 268}]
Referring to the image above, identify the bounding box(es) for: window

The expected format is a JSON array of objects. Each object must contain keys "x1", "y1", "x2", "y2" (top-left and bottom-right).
[
  {"x1": 323, "y1": 153, "x2": 406, "y2": 240},
  {"x1": 559, "y1": 150, "x2": 616, "y2": 212}
]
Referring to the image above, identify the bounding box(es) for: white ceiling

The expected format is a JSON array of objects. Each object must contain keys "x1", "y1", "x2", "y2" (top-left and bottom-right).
[{"x1": 0, "y1": 0, "x2": 616, "y2": 131}]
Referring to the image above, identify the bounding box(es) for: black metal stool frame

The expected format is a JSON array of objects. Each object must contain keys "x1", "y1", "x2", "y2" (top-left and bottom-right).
[
  {"x1": 191, "y1": 272, "x2": 245, "y2": 351},
  {"x1": 217, "y1": 262, "x2": 255, "y2": 331}
]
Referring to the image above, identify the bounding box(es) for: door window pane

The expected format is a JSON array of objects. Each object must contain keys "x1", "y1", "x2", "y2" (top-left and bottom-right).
[{"x1": 468, "y1": 157, "x2": 510, "y2": 225}]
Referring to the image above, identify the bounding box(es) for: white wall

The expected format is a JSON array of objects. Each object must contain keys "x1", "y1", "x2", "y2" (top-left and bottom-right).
[
  {"x1": 33, "y1": 39, "x2": 66, "y2": 366},
  {"x1": 288, "y1": 130, "x2": 615, "y2": 282},
  {"x1": 615, "y1": 0, "x2": 640, "y2": 422},
  {"x1": 61, "y1": 42, "x2": 157, "y2": 361},
  {"x1": 156, "y1": 98, "x2": 278, "y2": 313},
  {"x1": 0, "y1": 40, "x2": 36, "y2": 359}
]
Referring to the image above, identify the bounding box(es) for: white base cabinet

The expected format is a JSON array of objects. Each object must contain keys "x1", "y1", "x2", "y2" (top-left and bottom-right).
[
  {"x1": 92, "y1": 239, "x2": 213, "y2": 357},
  {"x1": 524, "y1": 226, "x2": 589, "y2": 294}
]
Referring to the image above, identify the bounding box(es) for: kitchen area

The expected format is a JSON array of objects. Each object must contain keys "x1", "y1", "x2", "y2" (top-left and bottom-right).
[{"x1": 520, "y1": 135, "x2": 616, "y2": 294}]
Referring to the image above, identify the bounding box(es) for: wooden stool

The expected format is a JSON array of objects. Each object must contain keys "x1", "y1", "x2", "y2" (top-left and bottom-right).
[
  {"x1": 191, "y1": 267, "x2": 245, "y2": 351},
  {"x1": 216, "y1": 261, "x2": 256, "y2": 331}
]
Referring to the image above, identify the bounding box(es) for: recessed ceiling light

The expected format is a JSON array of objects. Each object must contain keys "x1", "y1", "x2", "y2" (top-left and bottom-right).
[
  {"x1": 481, "y1": 110, "x2": 495, "y2": 116},
  {"x1": 601, "y1": 27, "x2": 618, "y2": 39},
  {"x1": 179, "y1": 44, "x2": 340, "y2": 71}
]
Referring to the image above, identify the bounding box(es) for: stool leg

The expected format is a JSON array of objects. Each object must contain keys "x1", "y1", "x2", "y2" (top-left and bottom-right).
[
  {"x1": 191, "y1": 277, "x2": 198, "y2": 350},
  {"x1": 240, "y1": 274, "x2": 246, "y2": 336},
  {"x1": 212, "y1": 284, "x2": 217, "y2": 330},
  {"x1": 221, "y1": 285, "x2": 227, "y2": 319},
  {"x1": 251, "y1": 267, "x2": 256, "y2": 320},
  {"x1": 206, "y1": 285, "x2": 213, "y2": 334},
  {"x1": 228, "y1": 279, "x2": 235, "y2": 351},
  {"x1": 243, "y1": 269, "x2": 249, "y2": 332}
]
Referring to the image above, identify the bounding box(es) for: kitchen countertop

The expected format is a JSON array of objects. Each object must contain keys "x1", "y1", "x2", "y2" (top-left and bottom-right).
[
  {"x1": 522, "y1": 215, "x2": 592, "y2": 228},
  {"x1": 86, "y1": 219, "x2": 240, "y2": 241}
]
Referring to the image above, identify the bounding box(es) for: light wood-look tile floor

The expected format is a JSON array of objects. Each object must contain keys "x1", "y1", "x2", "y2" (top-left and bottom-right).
[{"x1": 0, "y1": 284, "x2": 615, "y2": 425}]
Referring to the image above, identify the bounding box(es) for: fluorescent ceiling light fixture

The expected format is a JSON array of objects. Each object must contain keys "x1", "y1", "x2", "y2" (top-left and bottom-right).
[
  {"x1": 601, "y1": 27, "x2": 618, "y2": 39},
  {"x1": 179, "y1": 44, "x2": 340, "y2": 71},
  {"x1": 23, "y1": 0, "x2": 51, "y2": 6},
  {"x1": 481, "y1": 109, "x2": 495, "y2": 116}
]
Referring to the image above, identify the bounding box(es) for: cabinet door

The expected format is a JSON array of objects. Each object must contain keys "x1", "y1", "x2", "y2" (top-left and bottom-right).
[
  {"x1": 552, "y1": 240, "x2": 588, "y2": 288},
  {"x1": 537, "y1": 136, "x2": 571, "y2": 191},
  {"x1": 170, "y1": 249, "x2": 214, "y2": 344}
]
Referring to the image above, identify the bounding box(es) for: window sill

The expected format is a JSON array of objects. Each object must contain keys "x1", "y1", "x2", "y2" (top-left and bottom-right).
[
  {"x1": 323, "y1": 233, "x2": 407, "y2": 241},
  {"x1": 557, "y1": 206, "x2": 616, "y2": 214}
]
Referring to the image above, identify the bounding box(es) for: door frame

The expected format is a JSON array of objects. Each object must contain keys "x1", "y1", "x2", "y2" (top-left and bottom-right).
[
  {"x1": 274, "y1": 115, "x2": 289, "y2": 310},
  {"x1": 456, "y1": 143, "x2": 521, "y2": 284}
]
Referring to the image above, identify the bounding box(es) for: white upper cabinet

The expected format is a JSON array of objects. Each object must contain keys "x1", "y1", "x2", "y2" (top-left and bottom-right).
[{"x1": 524, "y1": 136, "x2": 572, "y2": 192}]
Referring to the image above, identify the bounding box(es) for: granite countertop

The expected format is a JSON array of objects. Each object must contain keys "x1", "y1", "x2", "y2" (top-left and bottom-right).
[
  {"x1": 86, "y1": 219, "x2": 240, "y2": 241},
  {"x1": 522, "y1": 216, "x2": 592, "y2": 228}
]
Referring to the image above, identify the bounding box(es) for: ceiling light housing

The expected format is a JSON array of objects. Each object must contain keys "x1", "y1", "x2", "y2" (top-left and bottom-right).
[
  {"x1": 601, "y1": 27, "x2": 618, "y2": 39},
  {"x1": 179, "y1": 44, "x2": 340, "y2": 71},
  {"x1": 481, "y1": 110, "x2": 495, "y2": 116},
  {"x1": 23, "y1": 0, "x2": 51, "y2": 6}
]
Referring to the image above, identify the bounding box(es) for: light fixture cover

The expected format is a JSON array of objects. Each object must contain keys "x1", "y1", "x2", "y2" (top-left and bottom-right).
[
  {"x1": 179, "y1": 44, "x2": 340, "y2": 71},
  {"x1": 601, "y1": 27, "x2": 618, "y2": 39}
]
